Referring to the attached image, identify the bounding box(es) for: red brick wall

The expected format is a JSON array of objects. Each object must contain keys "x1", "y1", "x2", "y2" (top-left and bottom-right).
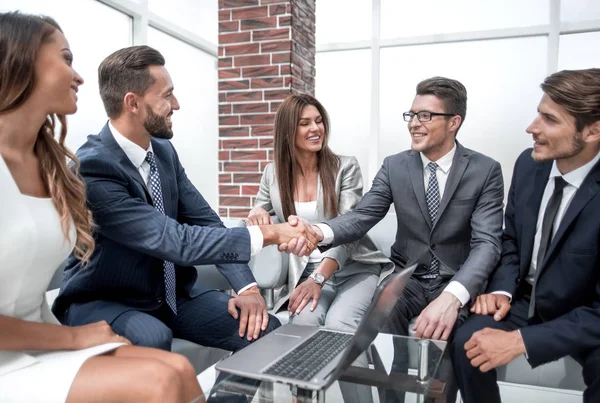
[{"x1": 218, "y1": 0, "x2": 316, "y2": 218}]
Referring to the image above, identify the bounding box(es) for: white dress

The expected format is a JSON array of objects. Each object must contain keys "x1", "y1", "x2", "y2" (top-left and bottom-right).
[{"x1": 0, "y1": 157, "x2": 123, "y2": 402}]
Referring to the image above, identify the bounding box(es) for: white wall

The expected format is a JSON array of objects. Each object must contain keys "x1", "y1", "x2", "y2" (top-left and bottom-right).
[
  {"x1": 0, "y1": 0, "x2": 219, "y2": 208},
  {"x1": 148, "y1": 28, "x2": 219, "y2": 208}
]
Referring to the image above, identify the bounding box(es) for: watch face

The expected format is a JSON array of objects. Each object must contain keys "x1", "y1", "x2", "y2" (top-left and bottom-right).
[{"x1": 312, "y1": 273, "x2": 325, "y2": 284}]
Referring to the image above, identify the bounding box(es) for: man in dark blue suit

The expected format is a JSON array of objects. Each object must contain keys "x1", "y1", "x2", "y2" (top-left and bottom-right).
[
  {"x1": 52, "y1": 46, "x2": 318, "y2": 354},
  {"x1": 451, "y1": 68, "x2": 600, "y2": 403}
]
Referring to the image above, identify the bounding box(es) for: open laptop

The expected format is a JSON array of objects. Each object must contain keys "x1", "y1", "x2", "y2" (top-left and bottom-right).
[{"x1": 216, "y1": 264, "x2": 416, "y2": 391}]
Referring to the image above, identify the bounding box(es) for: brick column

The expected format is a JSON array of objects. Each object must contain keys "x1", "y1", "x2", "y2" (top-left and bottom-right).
[{"x1": 218, "y1": 0, "x2": 316, "y2": 218}]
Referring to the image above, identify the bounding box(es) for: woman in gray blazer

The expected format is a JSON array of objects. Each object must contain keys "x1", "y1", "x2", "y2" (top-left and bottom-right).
[{"x1": 247, "y1": 94, "x2": 393, "y2": 332}]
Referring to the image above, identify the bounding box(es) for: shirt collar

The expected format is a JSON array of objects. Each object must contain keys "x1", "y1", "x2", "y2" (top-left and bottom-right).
[
  {"x1": 549, "y1": 150, "x2": 600, "y2": 189},
  {"x1": 108, "y1": 121, "x2": 153, "y2": 169},
  {"x1": 420, "y1": 142, "x2": 456, "y2": 174}
]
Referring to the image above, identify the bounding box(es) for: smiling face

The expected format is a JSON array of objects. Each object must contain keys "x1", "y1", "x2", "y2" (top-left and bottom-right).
[
  {"x1": 33, "y1": 30, "x2": 83, "y2": 115},
  {"x1": 139, "y1": 65, "x2": 180, "y2": 139},
  {"x1": 527, "y1": 93, "x2": 586, "y2": 164},
  {"x1": 407, "y1": 94, "x2": 459, "y2": 161},
  {"x1": 294, "y1": 104, "x2": 325, "y2": 154}
]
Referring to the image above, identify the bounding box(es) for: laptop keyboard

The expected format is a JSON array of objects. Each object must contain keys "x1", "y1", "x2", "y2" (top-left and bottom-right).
[{"x1": 262, "y1": 330, "x2": 353, "y2": 381}]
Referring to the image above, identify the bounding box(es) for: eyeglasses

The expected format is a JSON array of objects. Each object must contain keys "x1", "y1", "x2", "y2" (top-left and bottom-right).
[{"x1": 403, "y1": 111, "x2": 455, "y2": 122}]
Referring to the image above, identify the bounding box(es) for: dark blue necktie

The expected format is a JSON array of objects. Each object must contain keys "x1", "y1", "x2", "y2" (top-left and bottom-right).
[{"x1": 145, "y1": 151, "x2": 177, "y2": 314}]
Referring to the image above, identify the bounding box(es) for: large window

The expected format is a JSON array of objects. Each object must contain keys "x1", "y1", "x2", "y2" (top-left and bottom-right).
[
  {"x1": 316, "y1": 0, "x2": 600, "y2": 200},
  {"x1": 0, "y1": 0, "x2": 219, "y2": 208}
]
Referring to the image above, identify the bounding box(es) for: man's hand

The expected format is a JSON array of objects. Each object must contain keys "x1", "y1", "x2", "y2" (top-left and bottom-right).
[
  {"x1": 246, "y1": 207, "x2": 273, "y2": 226},
  {"x1": 288, "y1": 278, "x2": 323, "y2": 316},
  {"x1": 413, "y1": 292, "x2": 461, "y2": 340},
  {"x1": 260, "y1": 215, "x2": 318, "y2": 256},
  {"x1": 227, "y1": 286, "x2": 269, "y2": 341},
  {"x1": 471, "y1": 293, "x2": 511, "y2": 321},
  {"x1": 465, "y1": 328, "x2": 526, "y2": 372},
  {"x1": 277, "y1": 215, "x2": 324, "y2": 255}
]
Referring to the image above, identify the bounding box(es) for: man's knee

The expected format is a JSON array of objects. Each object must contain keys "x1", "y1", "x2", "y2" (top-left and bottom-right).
[
  {"x1": 129, "y1": 326, "x2": 173, "y2": 351},
  {"x1": 451, "y1": 314, "x2": 491, "y2": 360},
  {"x1": 112, "y1": 316, "x2": 174, "y2": 351},
  {"x1": 264, "y1": 314, "x2": 281, "y2": 333}
]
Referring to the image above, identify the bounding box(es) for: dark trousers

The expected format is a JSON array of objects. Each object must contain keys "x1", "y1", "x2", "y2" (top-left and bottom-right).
[
  {"x1": 380, "y1": 276, "x2": 468, "y2": 403},
  {"x1": 107, "y1": 290, "x2": 280, "y2": 351},
  {"x1": 451, "y1": 295, "x2": 600, "y2": 403}
]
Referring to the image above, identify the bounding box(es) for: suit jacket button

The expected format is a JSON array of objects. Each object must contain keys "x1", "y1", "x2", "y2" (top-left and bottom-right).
[
  {"x1": 157, "y1": 297, "x2": 163, "y2": 304},
  {"x1": 431, "y1": 244, "x2": 436, "y2": 250},
  {"x1": 516, "y1": 279, "x2": 521, "y2": 284}
]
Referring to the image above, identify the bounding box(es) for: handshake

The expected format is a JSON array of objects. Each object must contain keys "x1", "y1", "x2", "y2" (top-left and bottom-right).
[{"x1": 246, "y1": 208, "x2": 324, "y2": 256}]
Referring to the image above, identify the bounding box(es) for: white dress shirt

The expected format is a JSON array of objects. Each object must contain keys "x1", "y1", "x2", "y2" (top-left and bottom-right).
[
  {"x1": 494, "y1": 150, "x2": 600, "y2": 300},
  {"x1": 109, "y1": 122, "x2": 260, "y2": 294},
  {"x1": 316, "y1": 143, "x2": 471, "y2": 306},
  {"x1": 294, "y1": 201, "x2": 324, "y2": 263}
]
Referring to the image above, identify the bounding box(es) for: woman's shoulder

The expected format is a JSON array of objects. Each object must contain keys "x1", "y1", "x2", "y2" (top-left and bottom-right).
[
  {"x1": 337, "y1": 154, "x2": 359, "y2": 165},
  {"x1": 262, "y1": 161, "x2": 275, "y2": 177},
  {"x1": 335, "y1": 155, "x2": 361, "y2": 174}
]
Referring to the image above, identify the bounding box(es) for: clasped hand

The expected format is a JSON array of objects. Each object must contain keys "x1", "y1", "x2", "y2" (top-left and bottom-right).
[
  {"x1": 246, "y1": 208, "x2": 321, "y2": 256},
  {"x1": 277, "y1": 215, "x2": 323, "y2": 256}
]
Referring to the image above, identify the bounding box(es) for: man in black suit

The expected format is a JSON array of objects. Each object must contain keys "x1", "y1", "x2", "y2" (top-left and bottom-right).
[{"x1": 451, "y1": 68, "x2": 600, "y2": 403}]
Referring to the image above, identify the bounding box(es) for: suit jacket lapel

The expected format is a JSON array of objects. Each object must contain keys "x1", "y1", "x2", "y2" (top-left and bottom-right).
[
  {"x1": 522, "y1": 162, "x2": 551, "y2": 272},
  {"x1": 435, "y1": 143, "x2": 468, "y2": 227},
  {"x1": 408, "y1": 151, "x2": 431, "y2": 227},
  {"x1": 542, "y1": 163, "x2": 600, "y2": 268},
  {"x1": 99, "y1": 124, "x2": 151, "y2": 202}
]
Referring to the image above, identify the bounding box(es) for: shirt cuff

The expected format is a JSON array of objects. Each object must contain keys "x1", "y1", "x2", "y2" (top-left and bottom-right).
[
  {"x1": 237, "y1": 282, "x2": 258, "y2": 295},
  {"x1": 491, "y1": 291, "x2": 513, "y2": 302},
  {"x1": 444, "y1": 281, "x2": 470, "y2": 307},
  {"x1": 246, "y1": 225, "x2": 263, "y2": 256},
  {"x1": 518, "y1": 329, "x2": 529, "y2": 359},
  {"x1": 314, "y1": 223, "x2": 334, "y2": 245}
]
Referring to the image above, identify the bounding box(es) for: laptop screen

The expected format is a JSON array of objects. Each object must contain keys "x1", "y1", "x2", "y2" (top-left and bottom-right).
[{"x1": 326, "y1": 264, "x2": 416, "y2": 380}]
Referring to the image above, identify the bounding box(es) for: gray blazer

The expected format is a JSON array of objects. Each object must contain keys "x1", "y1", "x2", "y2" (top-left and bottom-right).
[
  {"x1": 326, "y1": 142, "x2": 504, "y2": 301},
  {"x1": 254, "y1": 155, "x2": 394, "y2": 312}
]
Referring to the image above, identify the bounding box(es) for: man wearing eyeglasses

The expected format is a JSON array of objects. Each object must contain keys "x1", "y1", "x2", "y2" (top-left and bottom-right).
[{"x1": 286, "y1": 76, "x2": 504, "y2": 402}]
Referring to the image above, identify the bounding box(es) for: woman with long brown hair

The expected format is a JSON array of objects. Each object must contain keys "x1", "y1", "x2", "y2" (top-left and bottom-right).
[
  {"x1": 247, "y1": 94, "x2": 393, "y2": 401},
  {"x1": 0, "y1": 11, "x2": 203, "y2": 403}
]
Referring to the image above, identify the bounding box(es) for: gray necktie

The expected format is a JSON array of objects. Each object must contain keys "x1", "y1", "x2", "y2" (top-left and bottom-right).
[
  {"x1": 145, "y1": 151, "x2": 177, "y2": 314},
  {"x1": 422, "y1": 162, "x2": 440, "y2": 278}
]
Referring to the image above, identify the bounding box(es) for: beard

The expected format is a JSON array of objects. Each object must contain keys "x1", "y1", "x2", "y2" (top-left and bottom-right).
[
  {"x1": 532, "y1": 131, "x2": 585, "y2": 162},
  {"x1": 143, "y1": 105, "x2": 173, "y2": 140}
]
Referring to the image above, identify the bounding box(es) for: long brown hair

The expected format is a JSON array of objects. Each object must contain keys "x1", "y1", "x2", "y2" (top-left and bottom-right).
[
  {"x1": 273, "y1": 94, "x2": 339, "y2": 219},
  {"x1": 0, "y1": 12, "x2": 94, "y2": 262}
]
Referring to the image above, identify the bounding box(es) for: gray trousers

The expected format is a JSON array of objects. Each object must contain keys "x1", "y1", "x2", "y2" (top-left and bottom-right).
[{"x1": 288, "y1": 262, "x2": 379, "y2": 403}]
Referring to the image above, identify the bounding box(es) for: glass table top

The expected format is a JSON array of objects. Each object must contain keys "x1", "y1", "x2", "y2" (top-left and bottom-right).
[{"x1": 192, "y1": 333, "x2": 448, "y2": 403}]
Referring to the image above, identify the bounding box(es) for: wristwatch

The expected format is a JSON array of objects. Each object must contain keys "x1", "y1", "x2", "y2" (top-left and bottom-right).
[{"x1": 309, "y1": 272, "x2": 325, "y2": 286}]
